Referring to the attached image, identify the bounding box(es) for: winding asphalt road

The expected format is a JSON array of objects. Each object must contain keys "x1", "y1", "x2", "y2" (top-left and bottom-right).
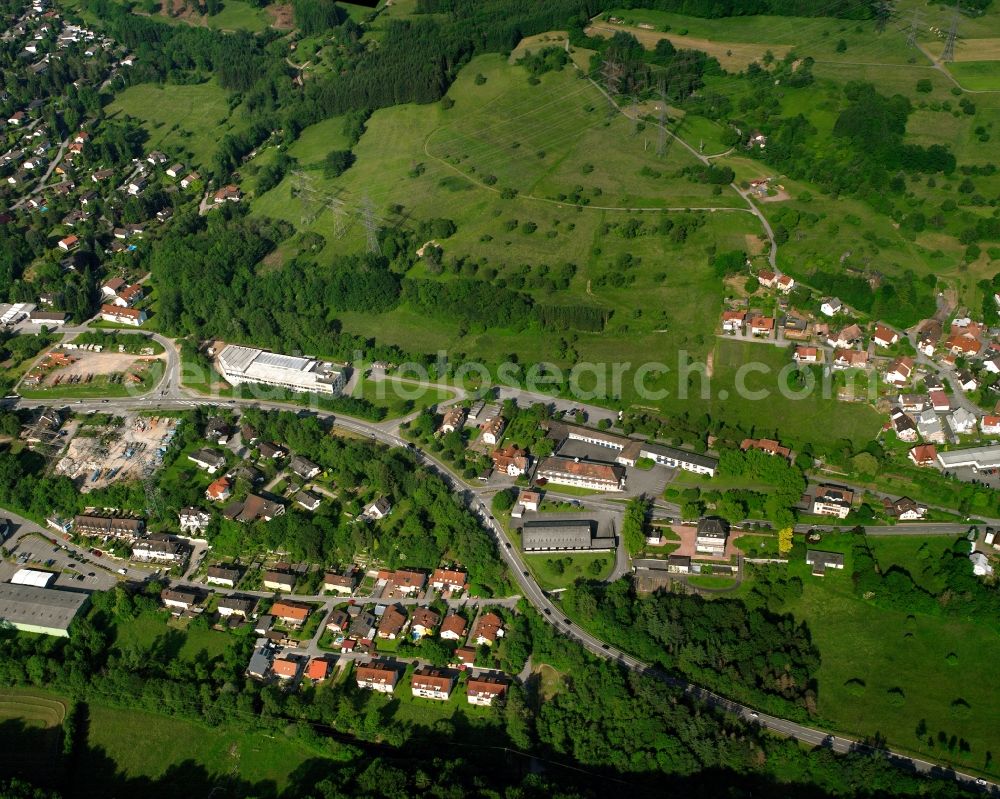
[{"x1": 4, "y1": 335, "x2": 998, "y2": 792}]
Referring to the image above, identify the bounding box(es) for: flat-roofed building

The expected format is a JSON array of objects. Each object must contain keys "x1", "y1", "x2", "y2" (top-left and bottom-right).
[
  {"x1": 217, "y1": 345, "x2": 346, "y2": 395},
  {"x1": 0, "y1": 583, "x2": 89, "y2": 637},
  {"x1": 937, "y1": 445, "x2": 1000, "y2": 471},
  {"x1": 10, "y1": 568, "x2": 56, "y2": 588},
  {"x1": 805, "y1": 550, "x2": 845, "y2": 576},
  {"x1": 521, "y1": 519, "x2": 614, "y2": 552}
]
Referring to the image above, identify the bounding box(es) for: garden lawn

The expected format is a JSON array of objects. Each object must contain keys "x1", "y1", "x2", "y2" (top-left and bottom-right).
[
  {"x1": 351, "y1": 378, "x2": 454, "y2": 418},
  {"x1": 523, "y1": 550, "x2": 613, "y2": 590}
]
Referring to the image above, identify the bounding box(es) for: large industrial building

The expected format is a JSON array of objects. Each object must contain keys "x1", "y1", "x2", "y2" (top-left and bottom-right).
[
  {"x1": 521, "y1": 519, "x2": 615, "y2": 552},
  {"x1": 937, "y1": 445, "x2": 1000, "y2": 471},
  {"x1": 0, "y1": 583, "x2": 90, "y2": 637},
  {"x1": 217, "y1": 345, "x2": 347, "y2": 395}
]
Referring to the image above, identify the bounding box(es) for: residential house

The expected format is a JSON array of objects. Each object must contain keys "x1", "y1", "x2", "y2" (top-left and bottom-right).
[
  {"x1": 438, "y1": 406, "x2": 466, "y2": 434},
  {"x1": 206, "y1": 565, "x2": 240, "y2": 588},
  {"x1": 325, "y1": 608, "x2": 350, "y2": 632},
  {"x1": 204, "y1": 417, "x2": 230, "y2": 443},
  {"x1": 262, "y1": 570, "x2": 295, "y2": 592},
  {"x1": 205, "y1": 476, "x2": 232, "y2": 502},
  {"x1": 957, "y1": 370, "x2": 978, "y2": 392},
  {"x1": 812, "y1": 485, "x2": 854, "y2": 519},
  {"x1": 411, "y1": 667, "x2": 454, "y2": 701},
  {"x1": 133, "y1": 535, "x2": 188, "y2": 563},
  {"x1": 473, "y1": 612, "x2": 504, "y2": 646},
  {"x1": 288, "y1": 455, "x2": 321, "y2": 480},
  {"x1": 111, "y1": 284, "x2": 143, "y2": 308},
  {"x1": 873, "y1": 323, "x2": 899, "y2": 348},
  {"x1": 909, "y1": 444, "x2": 938, "y2": 467},
  {"x1": 323, "y1": 572, "x2": 356, "y2": 594},
  {"x1": 99, "y1": 305, "x2": 146, "y2": 326},
  {"x1": 247, "y1": 639, "x2": 273, "y2": 679},
  {"x1": 217, "y1": 595, "x2": 256, "y2": 618},
  {"x1": 57, "y1": 234, "x2": 79, "y2": 251},
  {"x1": 180, "y1": 172, "x2": 200, "y2": 189},
  {"x1": 430, "y1": 567, "x2": 467, "y2": 592},
  {"x1": 467, "y1": 675, "x2": 509, "y2": 706},
  {"x1": 272, "y1": 657, "x2": 299, "y2": 680},
  {"x1": 820, "y1": 298, "x2": 843, "y2": 317},
  {"x1": 349, "y1": 610, "x2": 377, "y2": 641},
  {"x1": 295, "y1": 490, "x2": 322, "y2": 511},
  {"x1": 377, "y1": 605, "x2": 408, "y2": 639},
  {"x1": 480, "y1": 416, "x2": 505, "y2": 446},
  {"x1": 410, "y1": 607, "x2": 440, "y2": 638},
  {"x1": 883, "y1": 496, "x2": 927, "y2": 521},
  {"x1": 793, "y1": 346, "x2": 819, "y2": 364},
  {"x1": 258, "y1": 441, "x2": 287, "y2": 460},
  {"x1": 890, "y1": 408, "x2": 918, "y2": 443},
  {"x1": 101, "y1": 277, "x2": 126, "y2": 298},
  {"x1": 439, "y1": 613, "x2": 467, "y2": 641},
  {"x1": 178, "y1": 507, "x2": 211, "y2": 534},
  {"x1": 783, "y1": 315, "x2": 809, "y2": 340},
  {"x1": 518, "y1": 490, "x2": 540, "y2": 512},
  {"x1": 126, "y1": 177, "x2": 147, "y2": 195},
  {"x1": 982, "y1": 415, "x2": 1000, "y2": 436},
  {"x1": 984, "y1": 355, "x2": 1000, "y2": 375},
  {"x1": 355, "y1": 661, "x2": 398, "y2": 693},
  {"x1": 897, "y1": 394, "x2": 926, "y2": 413},
  {"x1": 270, "y1": 600, "x2": 311, "y2": 629},
  {"x1": 776, "y1": 274, "x2": 794, "y2": 293},
  {"x1": 161, "y1": 588, "x2": 201, "y2": 613},
  {"x1": 188, "y1": 448, "x2": 225, "y2": 474},
  {"x1": 491, "y1": 445, "x2": 530, "y2": 477},
  {"x1": 884, "y1": 357, "x2": 915, "y2": 386},
  {"x1": 305, "y1": 658, "x2": 330, "y2": 683},
  {"x1": 223, "y1": 494, "x2": 285, "y2": 523},
  {"x1": 165, "y1": 163, "x2": 184, "y2": 179},
  {"x1": 146, "y1": 151, "x2": 168, "y2": 166},
  {"x1": 949, "y1": 407, "x2": 977, "y2": 436},
  {"x1": 916, "y1": 409, "x2": 947, "y2": 444},
  {"x1": 695, "y1": 518, "x2": 729, "y2": 555},
  {"x1": 740, "y1": 438, "x2": 791, "y2": 460},
  {"x1": 832, "y1": 349, "x2": 868, "y2": 370},
  {"x1": 929, "y1": 390, "x2": 950, "y2": 413},
  {"x1": 947, "y1": 334, "x2": 981, "y2": 358},
  {"x1": 452, "y1": 646, "x2": 477, "y2": 668},
  {"x1": 748, "y1": 315, "x2": 775, "y2": 338},
  {"x1": 363, "y1": 497, "x2": 391, "y2": 520},
  {"x1": 389, "y1": 569, "x2": 426, "y2": 595},
  {"x1": 827, "y1": 324, "x2": 863, "y2": 349},
  {"x1": 721, "y1": 310, "x2": 745, "y2": 333}
]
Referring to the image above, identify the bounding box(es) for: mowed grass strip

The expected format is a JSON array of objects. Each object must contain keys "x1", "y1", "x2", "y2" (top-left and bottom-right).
[{"x1": 0, "y1": 689, "x2": 67, "y2": 784}]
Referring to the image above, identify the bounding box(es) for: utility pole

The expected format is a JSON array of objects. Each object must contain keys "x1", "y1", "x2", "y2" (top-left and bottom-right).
[
  {"x1": 657, "y1": 83, "x2": 667, "y2": 158},
  {"x1": 601, "y1": 57, "x2": 621, "y2": 113},
  {"x1": 942, "y1": 3, "x2": 960, "y2": 62},
  {"x1": 906, "y1": 7, "x2": 922, "y2": 47},
  {"x1": 362, "y1": 195, "x2": 381, "y2": 256}
]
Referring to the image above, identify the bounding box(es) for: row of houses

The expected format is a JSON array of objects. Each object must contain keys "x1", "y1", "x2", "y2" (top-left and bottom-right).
[{"x1": 355, "y1": 662, "x2": 508, "y2": 705}]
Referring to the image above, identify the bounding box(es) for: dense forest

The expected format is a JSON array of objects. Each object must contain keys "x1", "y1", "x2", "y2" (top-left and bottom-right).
[{"x1": 612, "y1": 0, "x2": 879, "y2": 17}]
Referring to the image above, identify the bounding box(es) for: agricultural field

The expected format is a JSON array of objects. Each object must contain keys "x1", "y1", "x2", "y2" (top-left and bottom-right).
[
  {"x1": 741, "y1": 534, "x2": 1000, "y2": 776},
  {"x1": 105, "y1": 82, "x2": 246, "y2": 170}
]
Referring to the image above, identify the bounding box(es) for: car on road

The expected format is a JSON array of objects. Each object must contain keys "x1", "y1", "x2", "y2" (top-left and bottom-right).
[
  {"x1": 505, "y1": 542, "x2": 511, "y2": 548},
  {"x1": 88, "y1": 572, "x2": 95, "y2": 577},
  {"x1": 563, "y1": 618, "x2": 571, "y2": 625},
  {"x1": 543, "y1": 609, "x2": 551, "y2": 615},
  {"x1": 601, "y1": 644, "x2": 610, "y2": 650},
  {"x1": 522, "y1": 570, "x2": 529, "y2": 577},
  {"x1": 117, "y1": 568, "x2": 127, "y2": 575},
  {"x1": 749, "y1": 712, "x2": 759, "y2": 720}
]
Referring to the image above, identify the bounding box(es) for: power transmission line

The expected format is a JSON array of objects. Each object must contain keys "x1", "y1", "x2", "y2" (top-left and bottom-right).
[
  {"x1": 906, "y1": 7, "x2": 922, "y2": 47},
  {"x1": 942, "y1": 3, "x2": 960, "y2": 62},
  {"x1": 362, "y1": 195, "x2": 381, "y2": 256}
]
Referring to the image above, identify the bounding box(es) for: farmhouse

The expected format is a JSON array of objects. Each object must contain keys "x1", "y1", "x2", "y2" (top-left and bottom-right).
[
  {"x1": 411, "y1": 667, "x2": 454, "y2": 701},
  {"x1": 355, "y1": 661, "x2": 399, "y2": 693},
  {"x1": 0, "y1": 583, "x2": 89, "y2": 637},
  {"x1": 521, "y1": 519, "x2": 614, "y2": 553},
  {"x1": 217, "y1": 344, "x2": 346, "y2": 395},
  {"x1": 740, "y1": 438, "x2": 791, "y2": 459}
]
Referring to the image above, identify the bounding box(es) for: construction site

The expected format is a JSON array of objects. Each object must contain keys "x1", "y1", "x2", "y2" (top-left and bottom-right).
[
  {"x1": 54, "y1": 413, "x2": 181, "y2": 492},
  {"x1": 20, "y1": 345, "x2": 161, "y2": 392}
]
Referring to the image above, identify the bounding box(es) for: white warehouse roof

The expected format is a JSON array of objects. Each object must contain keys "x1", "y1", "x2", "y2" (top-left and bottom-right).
[
  {"x1": 937, "y1": 445, "x2": 1000, "y2": 470},
  {"x1": 11, "y1": 568, "x2": 56, "y2": 588}
]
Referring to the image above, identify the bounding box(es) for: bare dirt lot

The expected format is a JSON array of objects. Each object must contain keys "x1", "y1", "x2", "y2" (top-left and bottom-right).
[
  {"x1": 267, "y1": 3, "x2": 294, "y2": 29},
  {"x1": 55, "y1": 413, "x2": 181, "y2": 492},
  {"x1": 585, "y1": 23, "x2": 792, "y2": 71}
]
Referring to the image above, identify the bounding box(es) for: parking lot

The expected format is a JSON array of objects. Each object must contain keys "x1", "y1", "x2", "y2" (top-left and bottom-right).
[{"x1": 1, "y1": 530, "x2": 119, "y2": 591}]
